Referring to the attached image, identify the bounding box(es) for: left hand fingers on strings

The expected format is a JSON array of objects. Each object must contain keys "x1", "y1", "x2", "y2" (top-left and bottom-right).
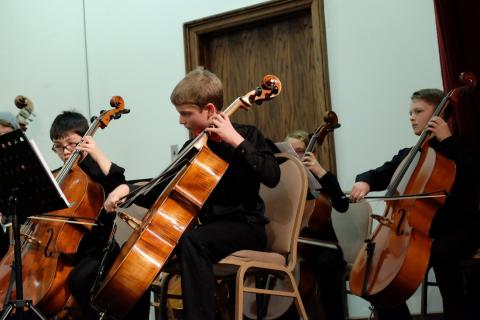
[
  {"x1": 213, "y1": 113, "x2": 227, "y2": 123},
  {"x1": 429, "y1": 117, "x2": 444, "y2": 126}
]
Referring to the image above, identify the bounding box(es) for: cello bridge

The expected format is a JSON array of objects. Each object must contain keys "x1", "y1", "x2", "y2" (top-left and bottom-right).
[
  {"x1": 117, "y1": 211, "x2": 141, "y2": 231},
  {"x1": 21, "y1": 233, "x2": 41, "y2": 245},
  {"x1": 370, "y1": 214, "x2": 393, "y2": 226}
]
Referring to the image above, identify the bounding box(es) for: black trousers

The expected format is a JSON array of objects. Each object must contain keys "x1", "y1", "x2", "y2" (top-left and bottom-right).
[
  {"x1": 177, "y1": 219, "x2": 267, "y2": 320},
  {"x1": 429, "y1": 220, "x2": 480, "y2": 320},
  {"x1": 376, "y1": 218, "x2": 480, "y2": 320},
  {"x1": 68, "y1": 242, "x2": 151, "y2": 320},
  {"x1": 0, "y1": 227, "x2": 9, "y2": 260},
  {"x1": 279, "y1": 244, "x2": 346, "y2": 320},
  {"x1": 314, "y1": 247, "x2": 346, "y2": 320}
]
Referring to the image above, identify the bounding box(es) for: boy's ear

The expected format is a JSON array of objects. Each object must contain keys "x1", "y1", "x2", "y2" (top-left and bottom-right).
[{"x1": 205, "y1": 103, "x2": 217, "y2": 115}]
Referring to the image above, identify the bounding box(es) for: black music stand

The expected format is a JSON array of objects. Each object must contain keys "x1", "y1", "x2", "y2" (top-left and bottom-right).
[{"x1": 0, "y1": 129, "x2": 69, "y2": 320}]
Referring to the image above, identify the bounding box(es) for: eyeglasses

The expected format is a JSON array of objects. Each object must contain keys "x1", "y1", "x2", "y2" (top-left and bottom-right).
[{"x1": 51, "y1": 141, "x2": 81, "y2": 153}]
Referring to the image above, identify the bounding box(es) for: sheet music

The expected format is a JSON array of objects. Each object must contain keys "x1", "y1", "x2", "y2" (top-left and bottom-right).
[
  {"x1": 274, "y1": 141, "x2": 322, "y2": 191},
  {"x1": 29, "y1": 140, "x2": 70, "y2": 208}
]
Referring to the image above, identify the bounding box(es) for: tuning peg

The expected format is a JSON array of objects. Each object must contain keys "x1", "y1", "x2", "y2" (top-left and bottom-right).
[
  {"x1": 14, "y1": 95, "x2": 29, "y2": 109},
  {"x1": 100, "y1": 110, "x2": 106, "y2": 114},
  {"x1": 271, "y1": 86, "x2": 279, "y2": 95},
  {"x1": 113, "y1": 114, "x2": 122, "y2": 120},
  {"x1": 122, "y1": 109, "x2": 130, "y2": 114},
  {"x1": 255, "y1": 87, "x2": 262, "y2": 96},
  {"x1": 90, "y1": 116, "x2": 98, "y2": 123},
  {"x1": 255, "y1": 100, "x2": 263, "y2": 106}
]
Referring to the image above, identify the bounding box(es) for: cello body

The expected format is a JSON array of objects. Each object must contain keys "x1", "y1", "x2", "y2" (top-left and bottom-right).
[
  {"x1": 0, "y1": 165, "x2": 104, "y2": 316},
  {"x1": 93, "y1": 144, "x2": 228, "y2": 318},
  {"x1": 349, "y1": 144, "x2": 455, "y2": 306}
]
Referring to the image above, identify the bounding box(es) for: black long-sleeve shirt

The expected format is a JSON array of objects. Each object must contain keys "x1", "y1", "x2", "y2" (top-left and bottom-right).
[
  {"x1": 302, "y1": 171, "x2": 349, "y2": 242},
  {"x1": 76, "y1": 155, "x2": 126, "y2": 257},
  {"x1": 316, "y1": 171, "x2": 349, "y2": 213},
  {"x1": 355, "y1": 135, "x2": 479, "y2": 238},
  {"x1": 131, "y1": 123, "x2": 281, "y2": 224}
]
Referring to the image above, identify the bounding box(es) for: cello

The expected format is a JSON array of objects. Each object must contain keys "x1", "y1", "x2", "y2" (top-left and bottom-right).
[
  {"x1": 349, "y1": 72, "x2": 477, "y2": 306},
  {"x1": 92, "y1": 75, "x2": 282, "y2": 319},
  {"x1": 0, "y1": 96, "x2": 128, "y2": 317},
  {"x1": 300, "y1": 110, "x2": 341, "y2": 237},
  {"x1": 297, "y1": 111, "x2": 340, "y2": 313}
]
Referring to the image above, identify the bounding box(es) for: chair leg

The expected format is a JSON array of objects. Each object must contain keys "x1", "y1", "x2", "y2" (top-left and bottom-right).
[
  {"x1": 254, "y1": 273, "x2": 270, "y2": 320},
  {"x1": 420, "y1": 270, "x2": 428, "y2": 320},
  {"x1": 235, "y1": 276, "x2": 245, "y2": 320},
  {"x1": 286, "y1": 271, "x2": 307, "y2": 319},
  {"x1": 158, "y1": 273, "x2": 175, "y2": 320},
  {"x1": 342, "y1": 272, "x2": 349, "y2": 320}
]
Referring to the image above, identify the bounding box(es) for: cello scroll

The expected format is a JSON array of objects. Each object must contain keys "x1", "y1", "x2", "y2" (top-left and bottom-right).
[{"x1": 14, "y1": 95, "x2": 35, "y2": 131}]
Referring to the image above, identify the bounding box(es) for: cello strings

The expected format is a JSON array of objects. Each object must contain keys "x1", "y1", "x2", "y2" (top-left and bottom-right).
[{"x1": 119, "y1": 157, "x2": 191, "y2": 208}]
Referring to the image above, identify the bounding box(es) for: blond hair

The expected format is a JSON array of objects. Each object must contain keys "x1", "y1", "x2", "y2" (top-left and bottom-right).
[
  {"x1": 170, "y1": 66, "x2": 224, "y2": 111},
  {"x1": 285, "y1": 130, "x2": 310, "y2": 147}
]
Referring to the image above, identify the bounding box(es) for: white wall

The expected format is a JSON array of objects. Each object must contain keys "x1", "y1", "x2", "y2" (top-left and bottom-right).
[
  {"x1": 324, "y1": 2, "x2": 443, "y2": 316},
  {"x1": 0, "y1": 0, "x2": 443, "y2": 317},
  {"x1": 0, "y1": 0, "x2": 89, "y2": 167}
]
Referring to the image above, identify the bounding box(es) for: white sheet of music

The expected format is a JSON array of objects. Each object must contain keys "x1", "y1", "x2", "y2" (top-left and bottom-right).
[{"x1": 29, "y1": 140, "x2": 70, "y2": 208}]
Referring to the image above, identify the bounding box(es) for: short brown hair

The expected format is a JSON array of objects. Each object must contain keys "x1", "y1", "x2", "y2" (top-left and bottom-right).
[
  {"x1": 411, "y1": 88, "x2": 444, "y2": 106},
  {"x1": 170, "y1": 66, "x2": 224, "y2": 111}
]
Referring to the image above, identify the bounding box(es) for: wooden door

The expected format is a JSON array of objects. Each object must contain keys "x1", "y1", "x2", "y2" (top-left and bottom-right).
[{"x1": 184, "y1": 0, "x2": 336, "y2": 172}]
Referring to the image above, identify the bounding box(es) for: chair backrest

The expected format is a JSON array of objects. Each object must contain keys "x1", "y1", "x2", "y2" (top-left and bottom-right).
[
  {"x1": 261, "y1": 153, "x2": 308, "y2": 269},
  {"x1": 331, "y1": 199, "x2": 373, "y2": 265}
]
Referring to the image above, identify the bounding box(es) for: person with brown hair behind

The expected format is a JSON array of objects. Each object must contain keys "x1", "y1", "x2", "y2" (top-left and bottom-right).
[
  {"x1": 350, "y1": 89, "x2": 480, "y2": 320},
  {"x1": 285, "y1": 129, "x2": 348, "y2": 319},
  {"x1": 105, "y1": 67, "x2": 281, "y2": 320}
]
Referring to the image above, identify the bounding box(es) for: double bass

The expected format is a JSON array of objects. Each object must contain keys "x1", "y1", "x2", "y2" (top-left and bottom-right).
[
  {"x1": 92, "y1": 75, "x2": 282, "y2": 319},
  {"x1": 349, "y1": 72, "x2": 477, "y2": 306},
  {"x1": 0, "y1": 97, "x2": 128, "y2": 317}
]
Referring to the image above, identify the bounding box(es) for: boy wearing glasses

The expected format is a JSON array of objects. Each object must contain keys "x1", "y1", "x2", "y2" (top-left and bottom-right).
[{"x1": 50, "y1": 111, "x2": 149, "y2": 319}]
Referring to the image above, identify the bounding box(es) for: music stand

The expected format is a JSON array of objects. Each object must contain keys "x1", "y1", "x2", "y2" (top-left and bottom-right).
[{"x1": 0, "y1": 129, "x2": 69, "y2": 320}]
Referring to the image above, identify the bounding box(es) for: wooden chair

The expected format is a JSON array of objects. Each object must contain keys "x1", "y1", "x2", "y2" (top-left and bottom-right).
[
  {"x1": 216, "y1": 153, "x2": 308, "y2": 320},
  {"x1": 153, "y1": 153, "x2": 309, "y2": 319}
]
